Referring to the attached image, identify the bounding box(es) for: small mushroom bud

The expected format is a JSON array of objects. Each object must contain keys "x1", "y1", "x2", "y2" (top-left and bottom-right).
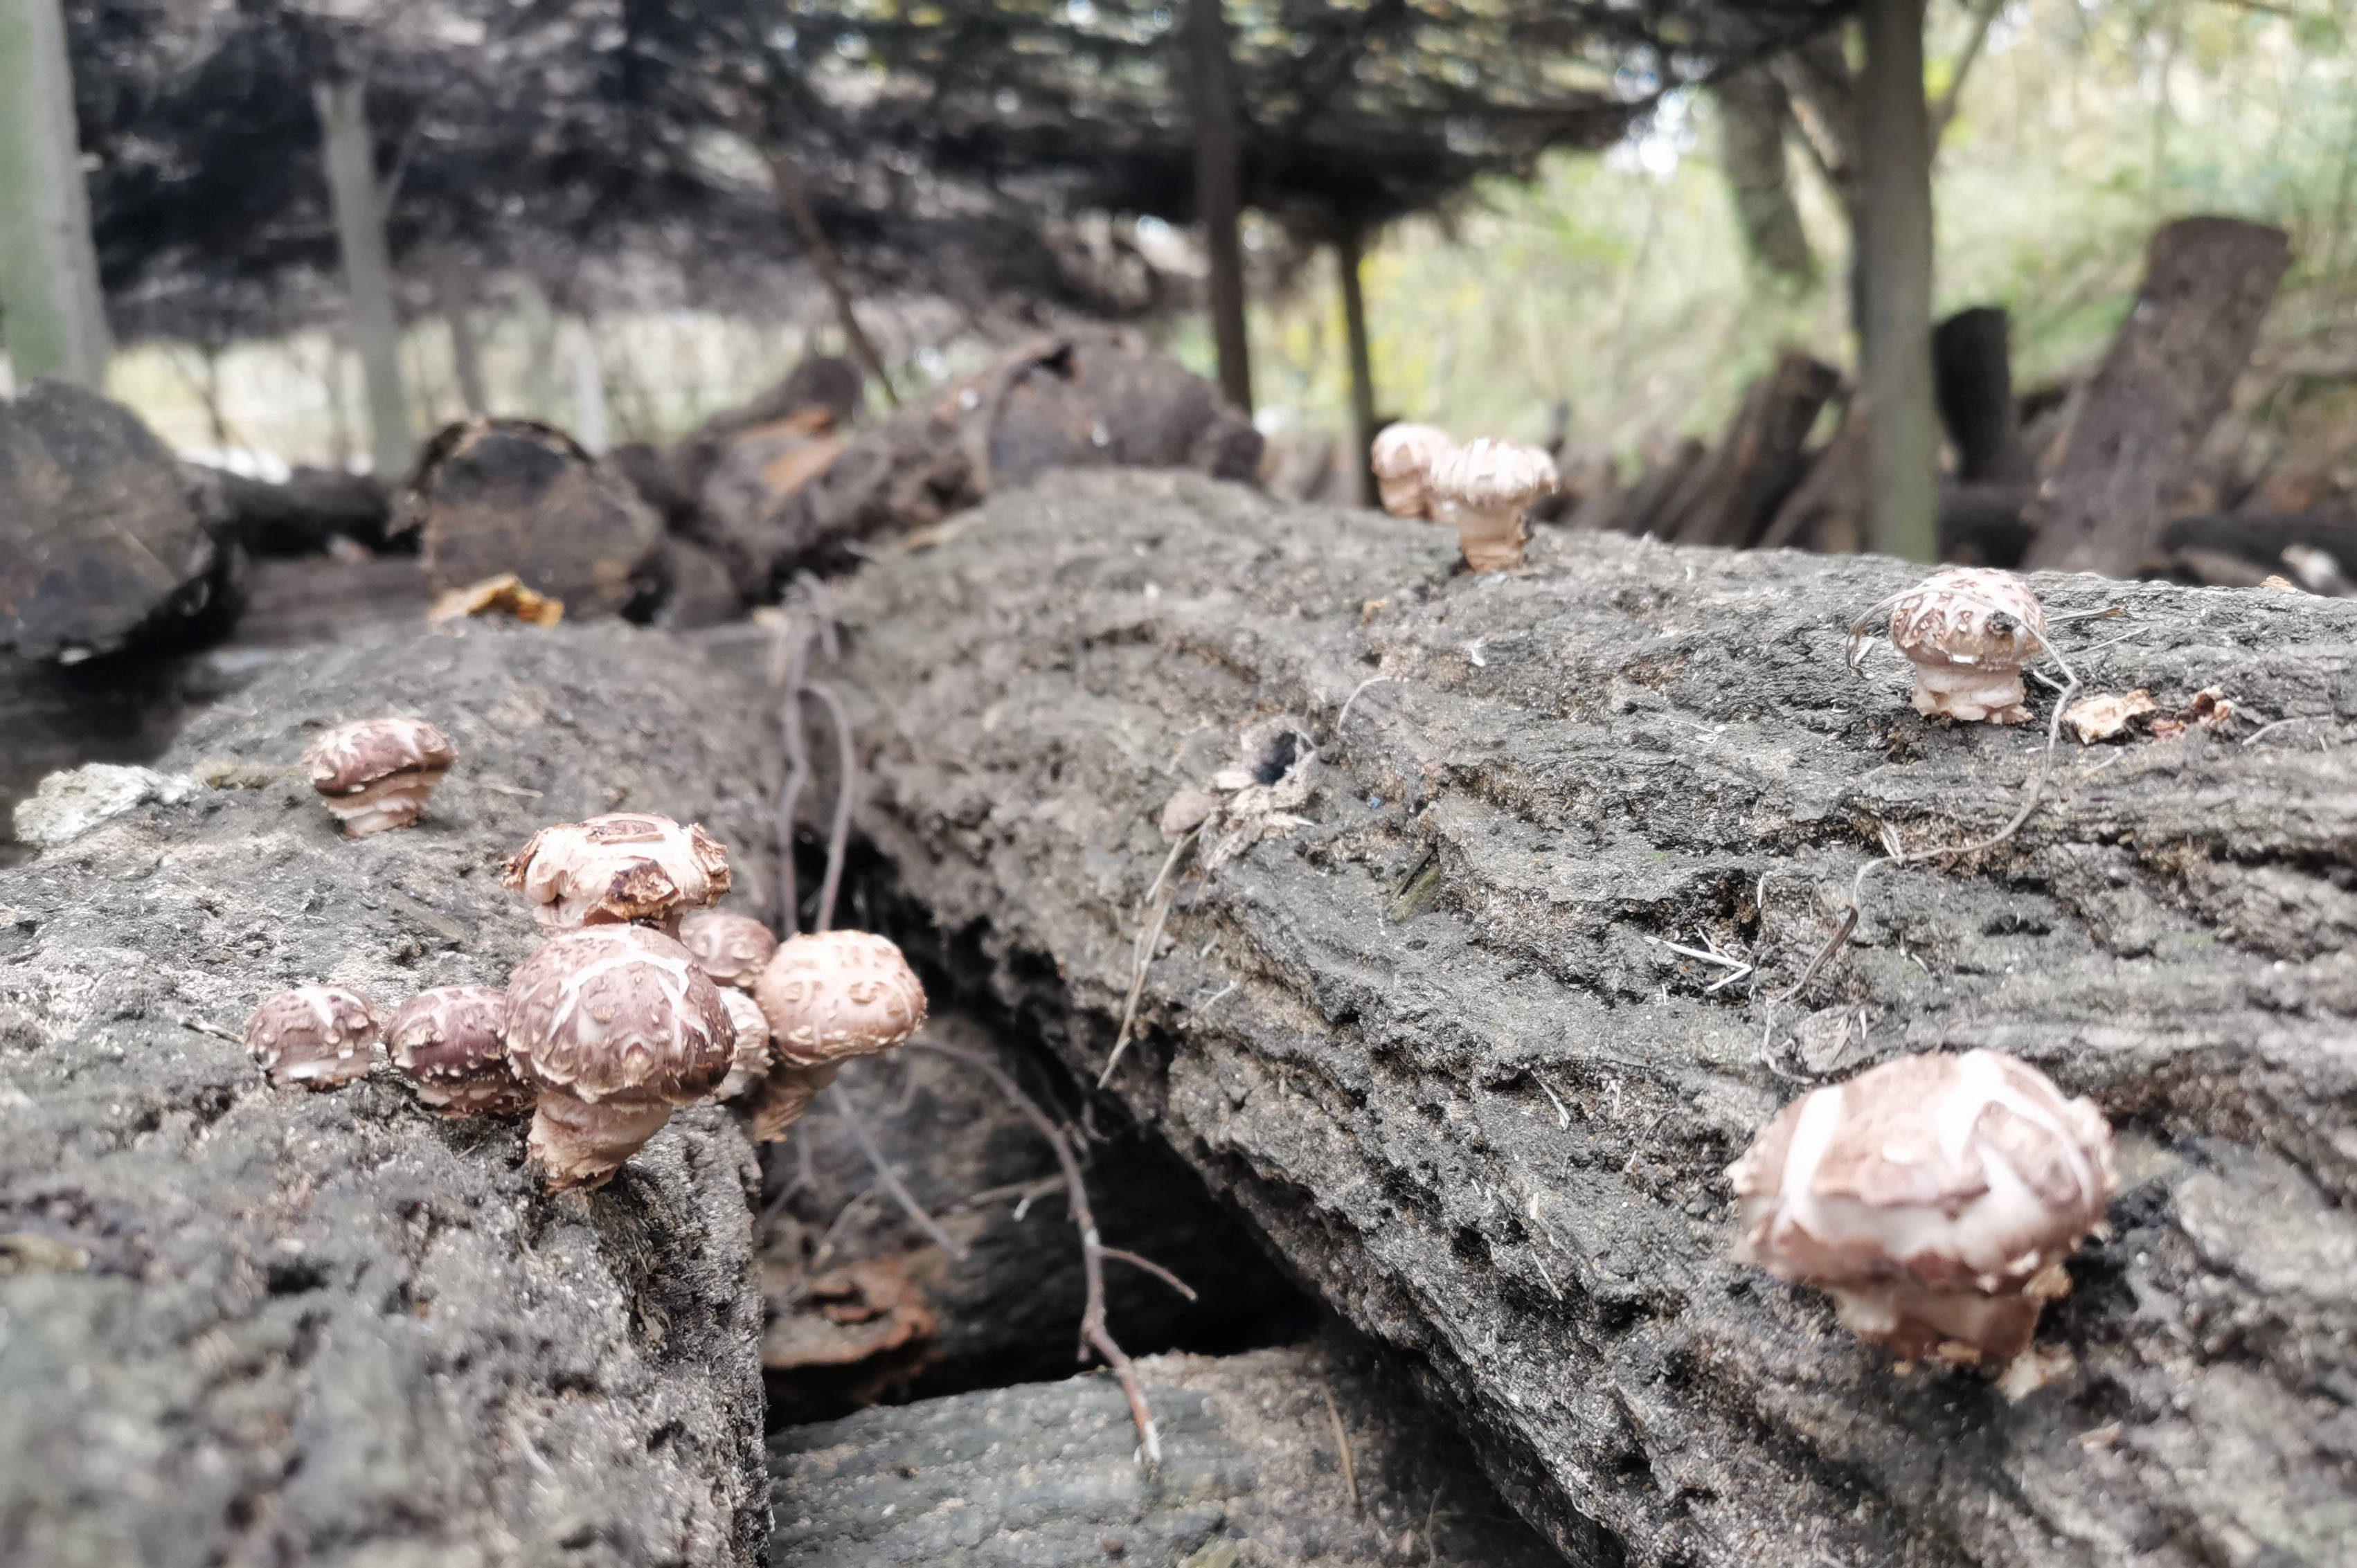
[
  {"x1": 504, "y1": 925, "x2": 735, "y2": 1191},
  {"x1": 501, "y1": 812, "x2": 733, "y2": 935},
  {"x1": 1369, "y1": 423, "x2": 1456, "y2": 519},
  {"x1": 386, "y1": 985, "x2": 532, "y2": 1117},
  {"x1": 1887, "y1": 567, "x2": 2047, "y2": 724},
  {"x1": 1426, "y1": 438, "x2": 1558, "y2": 573},
  {"x1": 244, "y1": 984, "x2": 382, "y2": 1090},
  {"x1": 716, "y1": 988, "x2": 772, "y2": 1101},
  {"x1": 1727, "y1": 1049, "x2": 2117, "y2": 1366},
  {"x1": 679, "y1": 910, "x2": 779, "y2": 989},
  {"x1": 744, "y1": 931, "x2": 928, "y2": 1142},
  {"x1": 302, "y1": 717, "x2": 458, "y2": 837}
]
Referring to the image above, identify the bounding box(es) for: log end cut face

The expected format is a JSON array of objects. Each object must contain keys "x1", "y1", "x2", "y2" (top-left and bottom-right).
[{"x1": 1729, "y1": 1049, "x2": 2117, "y2": 1364}]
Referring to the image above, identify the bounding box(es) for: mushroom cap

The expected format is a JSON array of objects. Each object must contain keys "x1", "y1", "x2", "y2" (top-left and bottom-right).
[
  {"x1": 244, "y1": 984, "x2": 382, "y2": 1088},
  {"x1": 716, "y1": 986, "x2": 773, "y2": 1100},
  {"x1": 504, "y1": 925, "x2": 733, "y2": 1106},
  {"x1": 1888, "y1": 568, "x2": 2047, "y2": 672},
  {"x1": 1369, "y1": 422, "x2": 1455, "y2": 480},
  {"x1": 1728, "y1": 1049, "x2": 2116, "y2": 1297},
  {"x1": 501, "y1": 812, "x2": 733, "y2": 933},
  {"x1": 386, "y1": 985, "x2": 530, "y2": 1113},
  {"x1": 753, "y1": 930, "x2": 928, "y2": 1067},
  {"x1": 680, "y1": 910, "x2": 780, "y2": 989},
  {"x1": 1426, "y1": 437, "x2": 1559, "y2": 510},
  {"x1": 303, "y1": 717, "x2": 457, "y2": 795}
]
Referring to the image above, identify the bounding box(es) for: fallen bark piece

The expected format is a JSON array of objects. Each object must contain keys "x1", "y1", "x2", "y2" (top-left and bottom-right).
[
  {"x1": 400, "y1": 419, "x2": 662, "y2": 618},
  {"x1": 0, "y1": 381, "x2": 223, "y2": 660},
  {"x1": 0, "y1": 623, "x2": 776, "y2": 1567},
  {"x1": 834, "y1": 469, "x2": 2357, "y2": 1568},
  {"x1": 769, "y1": 1333, "x2": 1566, "y2": 1568}
]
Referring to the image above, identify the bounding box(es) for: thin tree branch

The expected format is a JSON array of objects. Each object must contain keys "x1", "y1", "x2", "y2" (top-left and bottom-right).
[
  {"x1": 825, "y1": 1081, "x2": 967, "y2": 1261},
  {"x1": 1931, "y1": 0, "x2": 2009, "y2": 143}
]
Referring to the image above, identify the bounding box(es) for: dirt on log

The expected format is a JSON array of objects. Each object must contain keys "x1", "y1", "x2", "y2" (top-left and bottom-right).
[
  {"x1": 0, "y1": 623, "x2": 776, "y2": 1567},
  {"x1": 831, "y1": 470, "x2": 2357, "y2": 1568}
]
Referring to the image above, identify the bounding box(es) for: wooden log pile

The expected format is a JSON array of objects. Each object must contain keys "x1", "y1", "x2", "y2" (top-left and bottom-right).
[{"x1": 830, "y1": 469, "x2": 2357, "y2": 1568}]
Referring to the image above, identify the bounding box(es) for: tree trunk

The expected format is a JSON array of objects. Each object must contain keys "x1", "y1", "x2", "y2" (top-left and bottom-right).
[
  {"x1": 834, "y1": 469, "x2": 2357, "y2": 1568},
  {"x1": 0, "y1": 0, "x2": 111, "y2": 386},
  {"x1": 1858, "y1": 0, "x2": 1937, "y2": 561},
  {"x1": 1187, "y1": 0, "x2": 1253, "y2": 415},
  {"x1": 0, "y1": 624, "x2": 774, "y2": 1566},
  {"x1": 1661, "y1": 349, "x2": 1841, "y2": 548},
  {"x1": 760, "y1": 146, "x2": 899, "y2": 408},
  {"x1": 566, "y1": 318, "x2": 609, "y2": 453},
  {"x1": 2021, "y1": 217, "x2": 2292, "y2": 577},
  {"x1": 1716, "y1": 68, "x2": 1816, "y2": 285},
  {"x1": 313, "y1": 77, "x2": 415, "y2": 481},
  {"x1": 1933, "y1": 305, "x2": 2033, "y2": 483},
  {"x1": 433, "y1": 251, "x2": 488, "y2": 416},
  {"x1": 1336, "y1": 217, "x2": 1377, "y2": 507}
]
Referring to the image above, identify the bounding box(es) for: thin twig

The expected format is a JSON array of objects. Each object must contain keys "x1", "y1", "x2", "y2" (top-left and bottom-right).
[
  {"x1": 804, "y1": 681, "x2": 858, "y2": 932},
  {"x1": 824, "y1": 1082, "x2": 967, "y2": 1261},
  {"x1": 1334, "y1": 674, "x2": 1395, "y2": 735},
  {"x1": 1100, "y1": 1247, "x2": 1199, "y2": 1300},
  {"x1": 911, "y1": 1038, "x2": 1167, "y2": 1468},
  {"x1": 1318, "y1": 1382, "x2": 1361, "y2": 1511},
  {"x1": 2243, "y1": 714, "x2": 2329, "y2": 747},
  {"x1": 771, "y1": 618, "x2": 815, "y2": 937},
  {"x1": 1099, "y1": 828, "x2": 1199, "y2": 1088}
]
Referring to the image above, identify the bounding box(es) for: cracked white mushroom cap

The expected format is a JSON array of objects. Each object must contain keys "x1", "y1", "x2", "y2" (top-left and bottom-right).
[
  {"x1": 1887, "y1": 567, "x2": 2048, "y2": 725},
  {"x1": 1727, "y1": 1049, "x2": 2117, "y2": 1365},
  {"x1": 501, "y1": 812, "x2": 733, "y2": 935},
  {"x1": 386, "y1": 985, "x2": 532, "y2": 1117},
  {"x1": 504, "y1": 924, "x2": 735, "y2": 1190},
  {"x1": 1369, "y1": 423, "x2": 1457, "y2": 519},
  {"x1": 1426, "y1": 438, "x2": 1558, "y2": 573},
  {"x1": 753, "y1": 930, "x2": 928, "y2": 1068},
  {"x1": 302, "y1": 717, "x2": 458, "y2": 837},
  {"x1": 680, "y1": 910, "x2": 780, "y2": 989},
  {"x1": 244, "y1": 984, "x2": 382, "y2": 1090},
  {"x1": 716, "y1": 987, "x2": 772, "y2": 1101}
]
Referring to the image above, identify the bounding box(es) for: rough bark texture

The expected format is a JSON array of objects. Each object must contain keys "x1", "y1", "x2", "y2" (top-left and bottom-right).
[
  {"x1": 399, "y1": 419, "x2": 663, "y2": 619},
  {"x1": 0, "y1": 622, "x2": 776, "y2": 1567},
  {"x1": 2023, "y1": 218, "x2": 2293, "y2": 578},
  {"x1": 770, "y1": 1331, "x2": 1568, "y2": 1567},
  {"x1": 831, "y1": 470, "x2": 2357, "y2": 1568},
  {"x1": 0, "y1": 380, "x2": 222, "y2": 660},
  {"x1": 758, "y1": 1013, "x2": 1309, "y2": 1423}
]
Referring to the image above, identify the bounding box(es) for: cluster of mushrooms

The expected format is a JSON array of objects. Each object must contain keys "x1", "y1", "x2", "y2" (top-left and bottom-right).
[
  {"x1": 243, "y1": 717, "x2": 924, "y2": 1192},
  {"x1": 1370, "y1": 424, "x2": 1561, "y2": 573}
]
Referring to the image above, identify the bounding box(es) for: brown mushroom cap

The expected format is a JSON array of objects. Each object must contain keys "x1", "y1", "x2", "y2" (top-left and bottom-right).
[
  {"x1": 1728, "y1": 1049, "x2": 2116, "y2": 1363},
  {"x1": 716, "y1": 987, "x2": 773, "y2": 1101},
  {"x1": 1887, "y1": 568, "x2": 2048, "y2": 724},
  {"x1": 1425, "y1": 438, "x2": 1559, "y2": 512},
  {"x1": 301, "y1": 718, "x2": 458, "y2": 837},
  {"x1": 386, "y1": 985, "x2": 532, "y2": 1117},
  {"x1": 501, "y1": 812, "x2": 733, "y2": 935},
  {"x1": 244, "y1": 984, "x2": 382, "y2": 1090},
  {"x1": 753, "y1": 930, "x2": 928, "y2": 1067},
  {"x1": 504, "y1": 925, "x2": 734, "y2": 1106},
  {"x1": 680, "y1": 910, "x2": 780, "y2": 989}
]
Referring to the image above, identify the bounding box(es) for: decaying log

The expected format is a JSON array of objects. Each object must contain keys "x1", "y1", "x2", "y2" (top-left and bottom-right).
[
  {"x1": 665, "y1": 356, "x2": 866, "y2": 510},
  {"x1": 2023, "y1": 218, "x2": 2292, "y2": 577},
  {"x1": 1757, "y1": 397, "x2": 1867, "y2": 552},
  {"x1": 0, "y1": 624, "x2": 777, "y2": 1567},
  {"x1": 758, "y1": 1013, "x2": 1306, "y2": 1423},
  {"x1": 770, "y1": 1333, "x2": 1567, "y2": 1567},
  {"x1": 1, "y1": 381, "x2": 224, "y2": 661},
  {"x1": 397, "y1": 420, "x2": 664, "y2": 618},
  {"x1": 832, "y1": 470, "x2": 2357, "y2": 1568},
  {"x1": 1660, "y1": 350, "x2": 1840, "y2": 548},
  {"x1": 1611, "y1": 436, "x2": 1708, "y2": 539},
  {"x1": 692, "y1": 408, "x2": 852, "y2": 594},
  {"x1": 772, "y1": 331, "x2": 1261, "y2": 578},
  {"x1": 205, "y1": 465, "x2": 395, "y2": 556}
]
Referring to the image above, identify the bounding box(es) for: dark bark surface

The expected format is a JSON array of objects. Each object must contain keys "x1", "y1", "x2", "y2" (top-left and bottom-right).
[
  {"x1": 0, "y1": 623, "x2": 776, "y2": 1567},
  {"x1": 1933, "y1": 307, "x2": 2033, "y2": 485},
  {"x1": 0, "y1": 381, "x2": 222, "y2": 660},
  {"x1": 1661, "y1": 350, "x2": 1840, "y2": 548},
  {"x1": 2023, "y1": 218, "x2": 2293, "y2": 577},
  {"x1": 206, "y1": 465, "x2": 395, "y2": 557},
  {"x1": 830, "y1": 470, "x2": 2357, "y2": 1568},
  {"x1": 770, "y1": 1331, "x2": 1568, "y2": 1567},
  {"x1": 398, "y1": 420, "x2": 665, "y2": 618}
]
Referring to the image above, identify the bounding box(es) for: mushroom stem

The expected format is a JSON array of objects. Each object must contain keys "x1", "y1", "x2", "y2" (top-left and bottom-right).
[
  {"x1": 1451, "y1": 502, "x2": 1530, "y2": 573},
  {"x1": 746, "y1": 1061, "x2": 839, "y2": 1141},
  {"x1": 527, "y1": 1094, "x2": 675, "y2": 1192},
  {"x1": 1908, "y1": 660, "x2": 2028, "y2": 724}
]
